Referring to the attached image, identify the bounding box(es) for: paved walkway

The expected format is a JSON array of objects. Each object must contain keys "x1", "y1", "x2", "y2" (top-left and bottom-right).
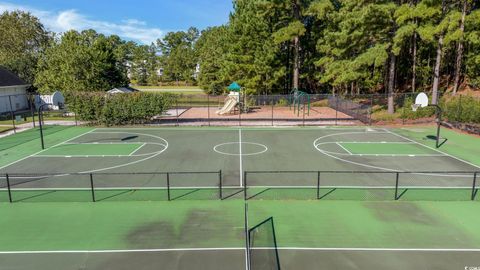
[{"x1": 0, "y1": 121, "x2": 80, "y2": 139}]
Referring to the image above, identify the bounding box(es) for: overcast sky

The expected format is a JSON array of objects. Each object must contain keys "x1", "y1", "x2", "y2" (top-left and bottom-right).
[{"x1": 0, "y1": 0, "x2": 233, "y2": 44}]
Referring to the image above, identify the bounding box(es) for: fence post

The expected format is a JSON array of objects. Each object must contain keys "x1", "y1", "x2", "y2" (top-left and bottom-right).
[
  {"x1": 472, "y1": 172, "x2": 478, "y2": 201},
  {"x1": 6, "y1": 174, "x2": 12, "y2": 203},
  {"x1": 175, "y1": 100, "x2": 179, "y2": 127},
  {"x1": 167, "y1": 173, "x2": 171, "y2": 201},
  {"x1": 335, "y1": 97, "x2": 339, "y2": 126},
  {"x1": 394, "y1": 172, "x2": 400, "y2": 200},
  {"x1": 316, "y1": 171, "x2": 321, "y2": 200},
  {"x1": 239, "y1": 102, "x2": 242, "y2": 127},
  {"x1": 219, "y1": 170, "x2": 223, "y2": 200},
  {"x1": 456, "y1": 95, "x2": 462, "y2": 121},
  {"x1": 89, "y1": 173, "x2": 96, "y2": 202},
  {"x1": 271, "y1": 95, "x2": 274, "y2": 126},
  {"x1": 243, "y1": 171, "x2": 247, "y2": 200},
  {"x1": 10, "y1": 110, "x2": 16, "y2": 134},
  {"x1": 302, "y1": 102, "x2": 306, "y2": 127},
  {"x1": 8, "y1": 95, "x2": 16, "y2": 134},
  {"x1": 402, "y1": 94, "x2": 406, "y2": 125},
  {"x1": 207, "y1": 94, "x2": 211, "y2": 127}
]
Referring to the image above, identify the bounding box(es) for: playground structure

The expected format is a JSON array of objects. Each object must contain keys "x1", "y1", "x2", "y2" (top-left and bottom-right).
[
  {"x1": 290, "y1": 89, "x2": 310, "y2": 116},
  {"x1": 216, "y1": 82, "x2": 248, "y2": 115},
  {"x1": 216, "y1": 92, "x2": 239, "y2": 115}
]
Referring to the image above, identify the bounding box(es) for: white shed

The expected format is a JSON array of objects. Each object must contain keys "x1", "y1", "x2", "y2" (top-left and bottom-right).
[
  {"x1": 35, "y1": 91, "x2": 65, "y2": 110},
  {"x1": 0, "y1": 67, "x2": 30, "y2": 114}
]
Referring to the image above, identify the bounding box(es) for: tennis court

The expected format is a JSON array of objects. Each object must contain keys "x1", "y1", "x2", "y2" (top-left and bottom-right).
[{"x1": 1, "y1": 126, "x2": 480, "y2": 269}]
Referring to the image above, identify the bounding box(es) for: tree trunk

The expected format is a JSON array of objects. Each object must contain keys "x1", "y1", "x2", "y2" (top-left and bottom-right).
[
  {"x1": 412, "y1": 31, "x2": 417, "y2": 92},
  {"x1": 293, "y1": 35, "x2": 300, "y2": 90},
  {"x1": 388, "y1": 54, "x2": 396, "y2": 114},
  {"x1": 453, "y1": 0, "x2": 467, "y2": 95},
  {"x1": 292, "y1": 1, "x2": 301, "y2": 90},
  {"x1": 432, "y1": 35, "x2": 443, "y2": 105}
]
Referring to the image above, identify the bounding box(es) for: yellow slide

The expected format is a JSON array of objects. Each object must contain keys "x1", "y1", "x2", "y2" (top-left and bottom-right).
[{"x1": 216, "y1": 97, "x2": 238, "y2": 115}]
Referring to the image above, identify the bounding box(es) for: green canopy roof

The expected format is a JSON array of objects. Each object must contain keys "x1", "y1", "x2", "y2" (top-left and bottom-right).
[{"x1": 227, "y1": 82, "x2": 241, "y2": 91}]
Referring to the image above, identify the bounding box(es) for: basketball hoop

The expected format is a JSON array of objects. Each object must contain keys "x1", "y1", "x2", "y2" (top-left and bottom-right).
[
  {"x1": 411, "y1": 104, "x2": 421, "y2": 112},
  {"x1": 413, "y1": 92, "x2": 429, "y2": 111}
]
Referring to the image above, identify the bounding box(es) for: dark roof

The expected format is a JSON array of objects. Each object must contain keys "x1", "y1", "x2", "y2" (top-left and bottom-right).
[{"x1": 0, "y1": 67, "x2": 27, "y2": 87}]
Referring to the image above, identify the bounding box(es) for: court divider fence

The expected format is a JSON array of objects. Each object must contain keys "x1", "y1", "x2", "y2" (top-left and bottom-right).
[
  {"x1": 1, "y1": 170, "x2": 478, "y2": 203},
  {"x1": 0, "y1": 171, "x2": 222, "y2": 203},
  {"x1": 243, "y1": 171, "x2": 479, "y2": 201}
]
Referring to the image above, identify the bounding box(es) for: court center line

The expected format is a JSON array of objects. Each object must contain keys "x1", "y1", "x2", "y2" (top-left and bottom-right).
[
  {"x1": 0, "y1": 128, "x2": 97, "y2": 171},
  {"x1": 336, "y1": 142, "x2": 353, "y2": 155},
  {"x1": 2, "y1": 247, "x2": 480, "y2": 254},
  {"x1": 384, "y1": 129, "x2": 480, "y2": 170}
]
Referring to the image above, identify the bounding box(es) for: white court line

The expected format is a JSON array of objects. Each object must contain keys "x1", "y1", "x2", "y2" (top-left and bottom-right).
[
  {"x1": 336, "y1": 142, "x2": 353, "y2": 155},
  {"x1": 0, "y1": 129, "x2": 96, "y2": 171},
  {"x1": 0, "y1": 185, "x2": 472, "y2": 192},
  {"x1": 239, "y1": 129, "x2": 243, "y2": 187},
  {"x1": 1, "y1": 247, "x2": 480, "y2": 254},
  {"x1": 385, "y1": 129, "x2": 480, "y2": 170},
  {"x1": 335, "y1": 141, "x2": 415, "y2": 144},
  {"x1": 63, "y1": 142, "x2": 141, "y2": 145},
  {"x1": 129, "y1": 143, "x2": 146, "y2": 156}
]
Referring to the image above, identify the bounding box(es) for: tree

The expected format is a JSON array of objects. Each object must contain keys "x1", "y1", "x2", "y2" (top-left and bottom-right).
[
  {"x1": 130, "y1": 44, "x2": 160, "y2": 86},
  {"x1": 196, "y1": 26, "x2": 230, "y2": 94},
  {"x1": 35, "y1": 30, "x2": 130, "y2": 93},
  {"x1": 157, "y1": 27, "x2": 199, "y2": 84},
  {"x1": 0, "y1": 11, "x2": 50, "y2": 84}
]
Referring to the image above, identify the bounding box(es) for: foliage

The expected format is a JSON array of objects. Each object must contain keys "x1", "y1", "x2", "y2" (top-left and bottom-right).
[
  {"x1": 69, "y1": 92, "x2": 176, "y2": 126},
  {"x1": 0, "y1": 11, "x2": 51, "y2": 84},
  {"x1": 34, "y1": 30, "x2": 130, "y2": 94},
  {"x1": 443, "y1": 95, "x2": 480, "y2": 124},
  {"x1": 157, "y1": 27, "x2": 199, "y2": 84}
]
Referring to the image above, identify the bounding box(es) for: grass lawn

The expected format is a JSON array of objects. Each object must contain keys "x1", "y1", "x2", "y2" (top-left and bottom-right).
[
  {"x1": 0, "y1": 126, "x2": 13, "y2": 133},
  {"x1": 0, "y1": 115, "x2": 76, "y2": 125}
]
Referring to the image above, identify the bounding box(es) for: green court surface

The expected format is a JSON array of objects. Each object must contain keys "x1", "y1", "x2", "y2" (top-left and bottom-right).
[
  {"x1": 39, "y1": 142, "x2": 145, "y2": 156},
  {"x1": 0, "y1": 125, "x2": 480, "y2": 270}
]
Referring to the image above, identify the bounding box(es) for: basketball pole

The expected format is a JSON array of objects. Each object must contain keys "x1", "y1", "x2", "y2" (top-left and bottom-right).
[
  {"x1": 429, "y1": 104, "x2": 443, "y2": 148},
  {"x1": 38, "y1": 103, "x2": 52, "y2": 150}
]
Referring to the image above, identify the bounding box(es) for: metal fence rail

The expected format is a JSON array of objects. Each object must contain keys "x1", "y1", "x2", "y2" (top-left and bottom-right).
[
  {"x1": 0, "y1": 171, "x2": 222, "y2": 203},
  {"x1": 244, "y1": 170, "x2": 479, "y2": 201},
  {"x1": 1, "y1": 170, "x2": 478, "y2": 203}
]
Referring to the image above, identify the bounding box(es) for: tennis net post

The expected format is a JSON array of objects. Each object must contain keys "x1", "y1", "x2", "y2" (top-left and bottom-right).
[
  {"x1": 6, "y1": 173, "x2": 12, "y2": 203},
  {"x1": 167, "y1": 172, "x2": 171, "y2": 201},
  {"x1": 394, "y1": 172, "x2": 400, "y2": 200},
  {"x1": 244, "y1": 171, "x2": 248, "y2": 201},
  {"x1": 89, "y1": 173, "x2": 96, "y2": 202},
  {"x1": 472, "y1": 172, "x2": 478, "y2": 201},
  {"x1": 316, "y1": 171, "x2": 321, "y2": 200},
  {"x1": 219, "y1": 170, "x2": 223, "y2": 200}
]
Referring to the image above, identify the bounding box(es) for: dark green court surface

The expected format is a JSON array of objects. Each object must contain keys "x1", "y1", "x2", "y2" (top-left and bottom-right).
[{"x1": 0, "y1": 126, "x2": 479, "y2": 269}]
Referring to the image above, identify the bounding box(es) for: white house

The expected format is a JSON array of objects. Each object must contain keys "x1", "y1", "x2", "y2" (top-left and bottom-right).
[{"x1": 0, "y1": 67, "x2": 30, "y2": 114}]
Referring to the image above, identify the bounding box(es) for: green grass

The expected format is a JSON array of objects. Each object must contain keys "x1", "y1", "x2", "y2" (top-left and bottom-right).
[
  {"x1": 40, "y1": 143, "x2": 144, "y2": 156},
  {"x1": 339, "y1": 142, "x2": 437, "y2": 155},
  {"x1": 0, "y1": 115, "x2": 76, "y2": 125},
  {"x1": 394, "y1": 126, "x2": 480, "y2": 167},
  {"x1": 0, "y1": 126, "x2": 13, "y2": 133}
]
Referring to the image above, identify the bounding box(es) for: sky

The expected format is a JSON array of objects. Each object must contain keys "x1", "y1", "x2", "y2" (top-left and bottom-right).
[{"x1": 0, "y1": 0, "x2": 232, "y2": 44}]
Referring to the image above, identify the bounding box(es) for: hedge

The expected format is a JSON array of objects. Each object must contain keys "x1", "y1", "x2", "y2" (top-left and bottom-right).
[
  {"x1": 68, "y1": 92, "x2": 176, "y2": 126},
  {"x1": 443, "y1": 95, "x2": 480, "y2": 124}
]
